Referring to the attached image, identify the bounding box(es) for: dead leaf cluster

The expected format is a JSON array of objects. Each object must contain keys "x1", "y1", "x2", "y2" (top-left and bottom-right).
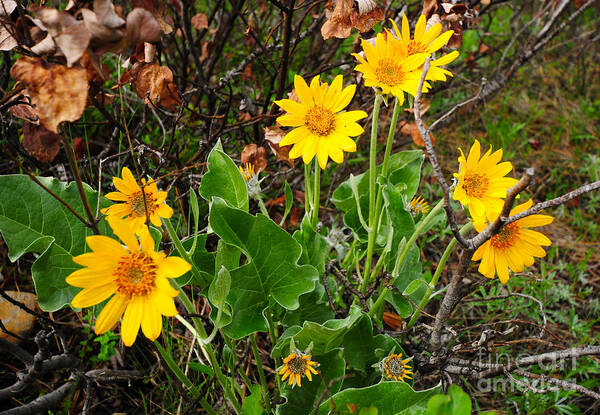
[
  {"x1": 422, "y1": 0, "x2": 475, "y2": 49},
  {"x1": 321, "y1": 0, "x2": 385, "y2": 40}
]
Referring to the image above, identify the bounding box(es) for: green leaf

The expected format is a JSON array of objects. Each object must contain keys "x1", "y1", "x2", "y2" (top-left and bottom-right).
[
  {"x1": 316, "y1": 382, "x2": 442, "y2": 415},
  {"x1": 273, "y1": 305, "x2": 363, "y2": 359},
  {"x1": 277, "y1": 349, "x2": 345, "y2": 415},
  {"x1": 187, "y1": 362, "x2": 214, "y2": 377},
  {"x1": 178, "y1": 234, "x2": 215, "y2": 286},
  {"x1": 332, "y1": 151, "x2": 424, "y2": 241},
  {"x1": 343, "y1": 314, "x2": 400, "y2": 372},
  {"x1": 0, "y1": 175, "x2": 112, "y2": 311},
  {"x1": 293, "y1": 215, "x2": 330, "y2": 275},
  {"x1": 209, "y1": 198, "x2": 318, "y2": 338},
  {"x1": 425, "y1": 385, "x2": 472, "y2": 415},
  {"x1": 208, "y1": 266, "x2": 231, "y2": 307},
  {"x1": 280, "y1": 181, "x2": 293, "y2": 225},
  {"x1": 199, "y1": 143, "x2": 248, "y2": 211},
  {"x1": 242, "y1": 384, "x2": 265, "y2": 415}
]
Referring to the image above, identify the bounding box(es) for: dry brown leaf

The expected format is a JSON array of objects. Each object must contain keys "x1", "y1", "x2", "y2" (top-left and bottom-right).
[
  {"x1": 350, "y1": 4, "x2": 384, "y2": 32},
  {"x1": 8, "y1": 91, "x2": 38, "y2": 122},
  {"x1": 22, "y1": 121, "x2": 62, "y2": 163},
  {"x1": 94, "y1": 0, "x2": 125, "y2": 29},
  {"x1": 10, "y1": 57, "x2": 89, "y2": 133},
  {"x1": 241, "y1": 143, "x2": 268, "y2": 172},
  {"x1": 29, "y1": 6, "x2": 91, "y2": 66},
  {"x1": 383, "y1": 311, "x2": 403, "y2": 331},
  {"x1": 0, "y1": 25, "x2": 17, "y2": 51},
  {"x1": 191, "y1": 13, "x2": 208, "y2": 30},
  {"x1": 400, "y1": 120, "x2": 436, "y2": 147},
  {"x1": 125, "y1": 8, "x2": 163, "y2": 46},
  {"x1": 321, "y1": 0, "x2": 384, "y2": 40},
  {"x1": 422, "y1": 0, "x2": 438, "y2": 18},
  {"x1": 125, "y1": 62, "x2": 181, "y2": 110},
  {"x1": 30, "y1": 33, "x2": 56, "y2": 55},
  {"x1": 200, "y1": 41, "x2": 212, "y2": 62},
  {"x1": 0, "y1": 291, "x2": 38, "y2": 343},
  {"x1": 82, "y1": 8, "x2": 124, "y2": 44},
  {"x1": 0, "y1": 0, "x2": 16, "y2": 16},
  {"x1": 264, "y1": 125, "x2": 294, "y2": 168}
]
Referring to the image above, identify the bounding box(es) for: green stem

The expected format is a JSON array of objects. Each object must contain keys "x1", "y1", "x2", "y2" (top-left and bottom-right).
[
  {"x1": 266, "y1": 311, "x2": 282, "y2": 400},
  {"x1": 154, "y1": 341, "x2": 216, "y2": 415},
  {"x1": 369, "y1": 199, "x2": 444, "y2": 317},
  {"x1": 362, "y1": 93, "x2": 383, "y2": 290},
  {"x1": 403, "y1": 222, "x2": 473, "y2": 333},
  {"x1": 257, "y1": 196, "x2": 269, "y2": 216},
  {"x1": 163, "y1": 217, "x2": 208, "y2": 287},
  {"x1": 250, "y1": 334, "x2": 271, "y2": 413},
  {"x1": 304, "y1": 163, "x2": 312, "y2": 218},
  {"x1": 311, "y1": 160, "x2": 321, "y2": 228}
]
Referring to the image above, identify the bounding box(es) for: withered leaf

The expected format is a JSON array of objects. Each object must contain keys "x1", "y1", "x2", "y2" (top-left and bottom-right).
[
  {"x1": 29, "y1": 6, "x2": 91, "y2": 66},
  {"x1": 94, "y1": 0, "x2": 125, "y2": 29},
  {"x1": 82, "y1": 8, "x2": 124, "y2": 44},
  {"x1": 191, "y1": 13, "x2": 208, "y2": 30},
  {"x1": 30, "y1": 33, "x2": 56, "y2": 55},
  {"x1": 350, "y1": 4, "x2": 384, "y2": 32},
  {"x1": 0, "y1": 25, "x2": 17, "y2": 51},
  {"x1": 321, "y1": 0, "x2": 383, "y2": 40},
  {"x1": 125, "y1": 62, "x2": 181, "y2": 110},
  {"x1": 0, "y1": 0, "x2": 16, "y2": 16},
  {"x1": 0, "y1": 291, "x2": 38, "y2": 343},
  {"x1": 241, "y1": 143, "x2": 268, "y2": 172},
  {"x1": 400, "y1": 120, "x2": 436, "y2": 147},
  {"x1": 22, "y1": 121, "x2": 62, "y2": 163},
  {"x1": 8, "y1": 91, "x2": 38, "y2": 122},
  {"x1": 125, "y1": 8, "x2": 163, "y2": 46},
  {"x1": 10, "y1": 57, "x2": 89, "y2": 133},
  {"x1": 264, "y1": 125, "x2": 294, "y2": 168}
]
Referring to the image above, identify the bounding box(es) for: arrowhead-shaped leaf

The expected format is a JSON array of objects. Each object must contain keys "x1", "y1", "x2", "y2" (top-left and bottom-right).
[
  {"x1": 209, "y1": 198, "x2": 318, "y2": 338},
  {"x1": 0, "y1": 175, "x2": 111, "y2": 311}
]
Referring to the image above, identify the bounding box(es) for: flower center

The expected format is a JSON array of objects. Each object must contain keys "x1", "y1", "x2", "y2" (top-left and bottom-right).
[
  {"x1": 375, "y1": 59, "x2": 405, "y2": 87},
  {"x1": 130, "y1": 191, "x2": 156, "y2": 217},
  {"x1": 305, "y1": 107, "x2": 336, "y2": 136},
  {"x1": 490, "y1": 223, "x2": 520, "y2": 250},
  {"x1": 288, "y1": 356, "x2": 308, "y2": 375},
  {"x1": 407, "y1": 40, "x2": 427, "y2": 55},
  {"x1": 462, "y1": 174, "x2": 489, "y2": 198},
  {"x1": 384, "y1": 355, "x2": 409, "y2": 378},
  {"x1": 114, "y1": 252, "x2": 157, "y2": 296}
]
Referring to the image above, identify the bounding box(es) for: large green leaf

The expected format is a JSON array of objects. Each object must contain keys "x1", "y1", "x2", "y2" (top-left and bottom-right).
[
  {"x1": 425, "y1": 385, "x2": 472, "y2": 415},
  {"x1": 277, "y1": 349, "x2": 345, "y2": 415},
  {"x1": 283, "y1": 279, "x2": 335, "y2": 327},
  {"x1": 0, "y1": 175, "x2": 111, "y2": 311},
  {"x1": 178, "y1": 234, "x2": 215, "y2": 286},
  {"x1": 273, "y1": 305, "x2": 363, "y2": 359},
  {"x1": 316, "y1": 382, "x2": 442, "y2": 415},
  {"x1": 343, "y1": 314, "x2": 400, "y2": 372},
  {"x1": 208, "y1": 198, "x2": 318, "y2": 338},
  {"x1": 293, "y1": 215, "x2": 329, "y2": 275},
  {"x1": 199, "y1": 142, "x2": 249, "y2": 211},
  {"x1": 242, "y1": 384, "x2": 266, "y2": 415}
]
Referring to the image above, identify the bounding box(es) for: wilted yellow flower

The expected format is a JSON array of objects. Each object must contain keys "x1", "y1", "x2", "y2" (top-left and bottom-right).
[
  {"x1": 410, "y1": 196, "x2": 430, "y2": 214},
  {"x1": 473, "y1": 200, "x2": 553, "y2": 284},
  {"x1": 353, "y1": 33, "x2": 429, "y2": 103},
  {"x1": 275, "y1": 74, "x2": 367, "y2": 169},
  {"x1": 239, "y1": 162, "x2": 255, "y2": 182},
  {"x1": 279, "y1": 352, "x2": 318, "y2": 387},
  {"x1": 67, "y1": 218, "x2": 191, "y2": 346},
  {"x1": 453, "y1": 140, "x2": 519, "y2": 222},
  {"x1": 102, "y1": 167, "x2": 173, "y2": 233},
  {"x1": 380, "y1": 353, "x2": 413, "y2": 382}
]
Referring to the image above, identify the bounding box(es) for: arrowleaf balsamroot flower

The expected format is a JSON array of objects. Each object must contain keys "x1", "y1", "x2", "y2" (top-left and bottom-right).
[
  {"x1": 102, "y1": 167, "x2": 173, "y2": 233},
  {"x1": 239, "y1": 162, "x2": 255, "y2": 182},
  {"x1": 390, "y1": 14, "x2": 459, "y2": 84},
  {"x1": 66, "y1": 218, "x2": 191, "y2": 346},
  {"x1": 279, "y1": 352, "x2": 318, "y2": 387},
  {"x1": 472, "y1": 200, "x2": 553, "y2": 284},
  {"x1": 410, "y1": 195, "x2": 430, "y2": 215},
  {"x1": 453, "y1": 140, "x2": 519, "y2": 222},
  {"x1": 275, "y1": 74, "x2": 367, "y2": 169},
  {"x1": 380, "y1": 352, "x2": 413, "y2": 382},
  {"x1": 353, "y1": 32, "x2": 429, "y2": 103}
]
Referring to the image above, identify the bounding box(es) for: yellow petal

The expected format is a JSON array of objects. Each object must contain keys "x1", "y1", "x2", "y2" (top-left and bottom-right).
[
  {"x1": 157, "y1": 256, "x2": 192, "y2": 279},
  {"x1": 121, "y1": 296, "x2": 143, "y2": 346},
  {"x1": 294, "y1": 75, "x2": 313, "y2": 107},
  {"x1": 71, "y1": 284, "x2": 115, "y2": 308},
  {"x1": 105, "y1": 192, "x2": 130, "y2": 201},
  {"x1": 141, "y1": 296, "x2": 163, "y2": 340},
  {"x1": 95, "y1": 294, "x2": 128, "y2": 334}
]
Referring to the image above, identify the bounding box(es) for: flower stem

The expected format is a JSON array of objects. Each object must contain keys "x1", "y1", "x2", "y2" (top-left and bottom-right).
[
  {"x1": 250, "y1": 334, "x2": 271, "y2": 413},
  {"x1": 154, "y1": 341, "x2": 216, "y2": 415},
  {"x1": 362, "y1": 93, "x2": 383, "y2": 290},
  {"x1": 266, "y1": 311, "x2": 282, "y2": 401},
  {"x1": 312, "y1": 160, "x2": 321, "y2": 228},
  {"x1": 257, "y1": 196, "x2": 269, "y2": 217},
  {"x1": 163, "y1": 217, "x2": 208, "y2": 287},
  {"x1": 369, "y1": 199, "x2": 444, "y2": 317},
  {"x1": 403, "y1": 222, "x2": 473, "y2": 334},
  {"x1": 304, "y1": 163, "x2": 312, "y2": 218}
]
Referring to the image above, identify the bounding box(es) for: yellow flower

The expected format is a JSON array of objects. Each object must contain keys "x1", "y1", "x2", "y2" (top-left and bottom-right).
[
  {"x1": 66, "y1": 218, "x2": 191, "y2": 346},
  {"x1": 278, "y1": 352, "x2": 318, "y2": 387},
  {"x1": 390, "y1": 15, "x2": 459, "y2": 86},
  {"x1": 453, "y1": 140, "x2": 519, "y2": 222},
  {"x1": 275, "y1": 75, "x2": 367, "y2": 169},
  {"x1": 473, "y1": 200, "x2": 553, "y2": 284},
  {"x1": 380, "y1": 353, "x2": 413, "y2": 382},
  {"x1": 239, "y1": 162, "x2": 255, "y2": 182},
  {"x1": 391, "y1": 14, "x2": 454, "y2": 56},
  {"x1": 353, "y1": 33, "x2": 429, "y2": 103},
  {"x1": 409, "y1": 195, "x2": 430, "y2": 214},
  {"x1": 101, "y1": 167, "x2": 173, "y2": 233}
]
